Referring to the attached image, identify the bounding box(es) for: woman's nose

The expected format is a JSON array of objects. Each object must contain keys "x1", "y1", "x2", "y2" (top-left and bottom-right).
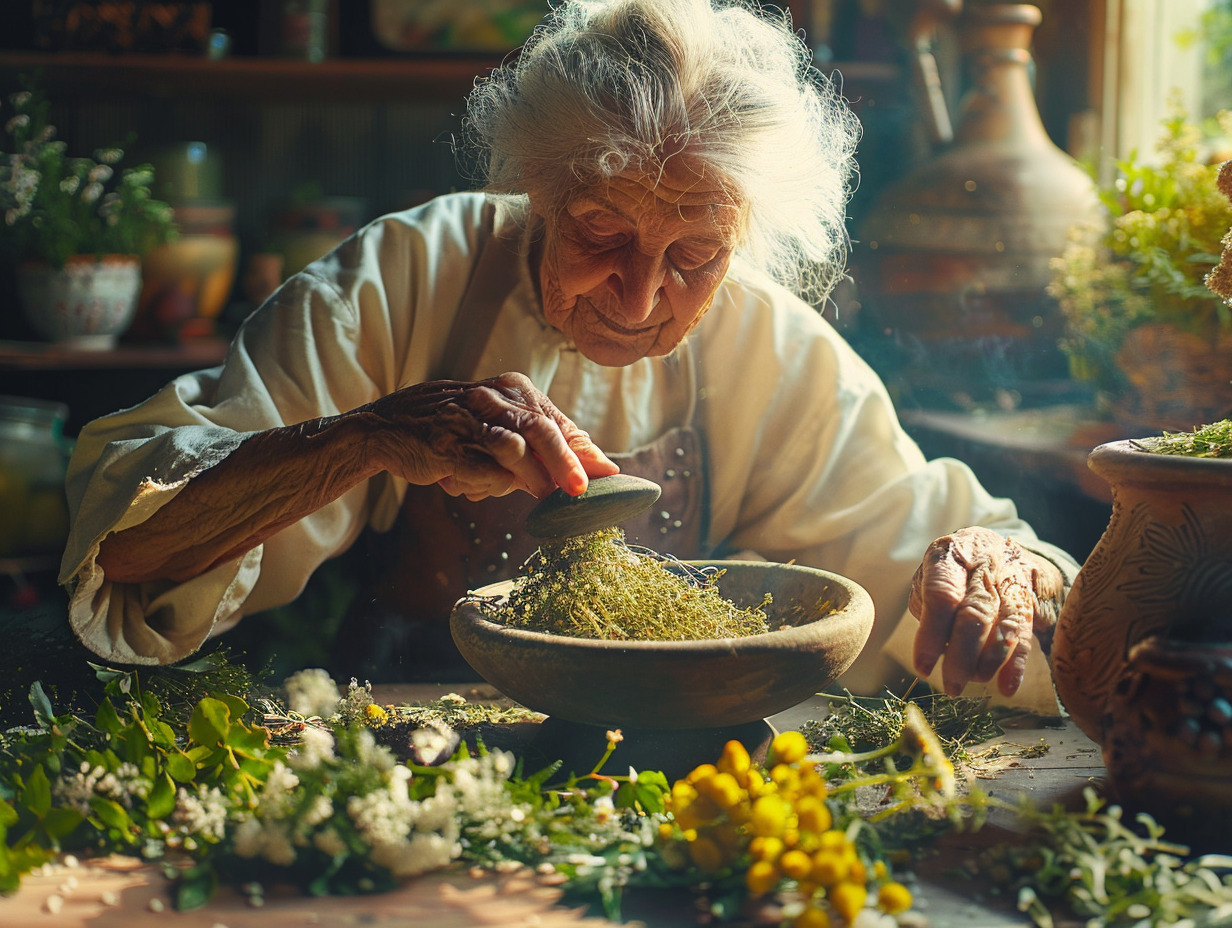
[{"x1": 607, "y1": 249, "x2": 666, "y2": 322}]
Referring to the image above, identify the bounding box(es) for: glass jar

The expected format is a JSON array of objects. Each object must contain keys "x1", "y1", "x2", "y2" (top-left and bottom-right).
[{"x1": 0, "y1": 396, "x2": 72, "y2": 559}]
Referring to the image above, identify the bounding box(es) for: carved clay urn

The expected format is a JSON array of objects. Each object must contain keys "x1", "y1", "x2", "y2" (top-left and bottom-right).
[
  {"x1": 1050, "y1": 438, "x2": 1232, "y2": 846},
  {"x1": 855, "y1": 3, "x2": 1101, "y2": 400}
]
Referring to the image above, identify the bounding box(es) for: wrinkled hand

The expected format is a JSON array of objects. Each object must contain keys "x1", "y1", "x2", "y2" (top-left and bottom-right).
[
  {"x1": 909, "y1": 527, "x2": 1064, "y2": 697},
  {"x1": 363, "y1": 372, "x2": 618, "y2": 501}
]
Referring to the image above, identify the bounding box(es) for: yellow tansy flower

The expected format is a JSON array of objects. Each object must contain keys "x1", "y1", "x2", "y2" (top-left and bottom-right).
[
  {"x1": 746, "y1": 859, "x2": 780, "y2": 896},
  {"x1": 828, "y1": 881, "x2": 867, "y2": 923},
  {"x1": 769, "y1": 730, "x2": 809, "y2": 765},
  {"x1": 878, "y1": 881, "x2": 913, "y2": 914}
]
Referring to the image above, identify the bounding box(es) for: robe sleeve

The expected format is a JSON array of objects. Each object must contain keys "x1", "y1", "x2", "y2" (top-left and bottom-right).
[{"x1": 60, "y1": 195, "x2": 488, "y2": 664}]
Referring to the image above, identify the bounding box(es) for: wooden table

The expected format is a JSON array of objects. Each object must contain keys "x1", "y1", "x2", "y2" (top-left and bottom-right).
[{"x1": 0, "y1": 685, "x2": 1105, "y2": 928}]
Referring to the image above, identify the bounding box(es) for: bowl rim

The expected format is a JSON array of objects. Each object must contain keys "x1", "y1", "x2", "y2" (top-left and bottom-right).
[{"x1": 452, "y1": 559, "x2": 874, "y2": 653}]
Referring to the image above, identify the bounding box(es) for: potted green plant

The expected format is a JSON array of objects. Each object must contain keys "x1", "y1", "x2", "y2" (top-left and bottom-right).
[
  {"x1": 1047, "y1": 104, "x2": 1232, "y2": 432},
  {"x1": 1, "y1": 85, "x2": 175, "y2": 349}
]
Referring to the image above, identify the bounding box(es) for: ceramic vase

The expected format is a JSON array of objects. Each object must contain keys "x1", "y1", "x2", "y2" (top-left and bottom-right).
[
  {"x1": 1050, "y1": 438, "x2": 1232, "y2": 845},
  {"x1": 855, "y1": 4, "x2": 1101, "y2": 401},
  {"x1": 134, "y1": 201, "x2": 239, "y2": 342},
  {"x1": 16, "y1": 254, "x2": 143, "y2": 350}
]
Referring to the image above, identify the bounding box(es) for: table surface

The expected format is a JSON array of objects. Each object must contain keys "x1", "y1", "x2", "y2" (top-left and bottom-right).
[{"x1": 0, "y1": 684, "x2": 1105, "y2": 928}]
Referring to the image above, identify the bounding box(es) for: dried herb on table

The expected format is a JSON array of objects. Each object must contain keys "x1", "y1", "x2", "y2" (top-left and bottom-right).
[{"x1": 802, "y1": 687, "x2": 1039, "y2": 767}]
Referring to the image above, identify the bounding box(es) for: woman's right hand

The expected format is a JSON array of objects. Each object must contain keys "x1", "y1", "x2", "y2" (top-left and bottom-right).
[{"x1": 362, "y1": 372, "x2": 619, "y2": 501}]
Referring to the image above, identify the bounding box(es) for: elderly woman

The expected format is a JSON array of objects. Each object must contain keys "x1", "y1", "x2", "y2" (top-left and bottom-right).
[{"x1": 63, "y1": 0, "x2": 1074, "y2": 705}]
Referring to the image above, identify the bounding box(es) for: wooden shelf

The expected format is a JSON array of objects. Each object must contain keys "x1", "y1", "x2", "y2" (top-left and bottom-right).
[
  {"x1": 0, "y1": 338, "x2": 227, "y2": 371},
  {"x1": 0, "y1": 51, "x2": 503, "y2": 102},
  {"x1": 0, "y1": 51, "x2": 901, "y2": 105}
]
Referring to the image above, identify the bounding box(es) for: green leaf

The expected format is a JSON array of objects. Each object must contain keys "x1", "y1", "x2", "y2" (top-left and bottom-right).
[
  {"x1": 224, "y1": 723, "x2": 269, "y2": 757},
  {"x1": 21, "y1": 766, "x2": 51, "y2": 818},
  {"x1": 188, "y1": 698, "x2": 233, "y2": 747},
  {"x1": 28, "y1": 682, "x2": 55, "y2": 729},
  {"x1": 0, "y1": 799, "x2": 17, "y2": 829},
  {"x1": 165, "y1": 751, "x2": 196, "y2": 783},
  {"x1": 40, "y1": 807, "x2": 84, "y2": 841},
  {"x1": 90, "y1": 797, "x2": 132, "y2": 836},
  {"x1": 94, "y1": 697, "x2": 122, "y2": 735},
  {"x1": 147, "y1": 773, "x2": 177, "y2": 820},
  {"x1": 215, "y1": 692, "x2": 250, "y2": 720}
]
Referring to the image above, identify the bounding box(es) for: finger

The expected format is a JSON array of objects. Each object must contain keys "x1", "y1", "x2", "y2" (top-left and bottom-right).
[
  {"x1": 996, "y1": 636, "x2": 1033, "y2": 697},
  {"x1": 972, "y1": 573, "x2": 1034, "y2": 683},
  {"x1": 556, "y1": 420, "x2": 620, "y2": 481},
  {"x1": 911, "y1": 542, "x2": 973, "y2": 677},
  {"x1": 939, "y1": 566, "x2": 999, "y2": 697},
  {"x1": 479, "y1": 423, "x2": 556, "y2": 498},
  {"x1": 495, "y1": 406, "x2": 593, "y2": 497}
]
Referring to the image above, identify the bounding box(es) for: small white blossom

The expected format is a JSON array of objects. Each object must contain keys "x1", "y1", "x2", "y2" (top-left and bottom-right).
[
  {"x1": 353, "y1": 727, "x2": 396, "y2": 772},
  {"x1": 232, "y1": 817, "x2": 296, "y2": 867},
  {"x1": 173, "y1": 784, "x2": 228, "y2": 843},
  {"x1": 592, "y1": 795, "x2": 615, "y2": 825},
  {"x1": 94, "y1": 147, "x2": 123, "y2": 164},
  {"x1": 81, "y1": 181, "x2": 103, "y2": 204},
  {"x1": 87, "y1": 163, "x2": 113, "y2": 183},
  {"x1": 288, "y1": 726, "x2": 336, "y2": 771},
  {"x1": 59, "y1": 175, "x2": 80, "y2": 195},
  {"x1": 5, "y1": 114, "x2": 29, "y2": 133},
  {"x1": 284, "y1": 668, "x2": 340, "y2": 719},
  {"x1": 410, "y1": 720, "x2": 459, "y2": 766},
  {"x1": 313, "y1": 827, "x2": 347, "y2": 858},
  {"x1": 301, "y1": 794, "x2": 334, "y2": 830}
]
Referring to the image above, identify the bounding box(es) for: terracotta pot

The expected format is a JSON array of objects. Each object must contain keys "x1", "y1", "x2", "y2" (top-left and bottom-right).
[
  {"x1": 16, "y1": 254, "x2": 143, "y2": 350},
  {"x1": 1051, "y1": 439, "x2": 1232, "y2": 843},
  {"x1": 1102, "y1": 636, "x2": 1232, "y2": 849}
]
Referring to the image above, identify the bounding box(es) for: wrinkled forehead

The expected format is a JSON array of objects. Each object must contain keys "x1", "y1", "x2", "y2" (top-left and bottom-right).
[{"x1": 569, "y1": 153, "x2": 745, "y2": 231}]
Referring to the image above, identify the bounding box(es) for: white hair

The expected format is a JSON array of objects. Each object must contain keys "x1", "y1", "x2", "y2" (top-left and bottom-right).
[{"x1": 461, "y1": 0, "x2": 862, "y2": 304}]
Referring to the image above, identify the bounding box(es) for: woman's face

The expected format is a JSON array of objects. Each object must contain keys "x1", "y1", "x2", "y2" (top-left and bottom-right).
[{"x1": 532, "y1": 157, "x2": 742, "y2": 367}]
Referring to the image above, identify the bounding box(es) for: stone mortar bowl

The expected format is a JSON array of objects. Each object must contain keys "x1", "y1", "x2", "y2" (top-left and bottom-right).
[{"x1": 449, "y1": 561, "x2": 874, "y2": 730}]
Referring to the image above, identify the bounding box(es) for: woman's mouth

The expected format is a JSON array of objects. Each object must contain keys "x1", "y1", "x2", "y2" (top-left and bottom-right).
[{"x1": 578, "y1": 298, "x2": 658, "y2": 336}]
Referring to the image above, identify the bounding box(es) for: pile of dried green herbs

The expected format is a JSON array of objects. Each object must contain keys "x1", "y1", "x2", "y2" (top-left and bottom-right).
[
  {"x1": 1138, "y1": 418, "x2": 1232, "y2": 457},
  {"x1": 811, "y1": 689, "x2": 1232, "y2": 928},
  {"x1": 494, "y1": 527, "x2": 772, "y2": 640}
]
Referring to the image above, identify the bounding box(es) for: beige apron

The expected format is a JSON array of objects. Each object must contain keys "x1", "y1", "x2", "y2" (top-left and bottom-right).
[{"x1": 331, "y1": 206, "x2": 712, "y2": 679}]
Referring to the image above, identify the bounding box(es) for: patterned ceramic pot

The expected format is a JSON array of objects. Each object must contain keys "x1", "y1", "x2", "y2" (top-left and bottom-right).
[
  {"x1": 1102, "y1": 636, "x2": 1232, "y2": 848},
  {"x1": 16, "y1": 254, "x2": 143, "y2": 350},
  {"x1": 1051, "y1": 439, "x2": 1232, "y2": 843}
]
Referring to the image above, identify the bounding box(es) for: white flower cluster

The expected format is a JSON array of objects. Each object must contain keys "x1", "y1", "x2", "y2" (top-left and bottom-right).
[
  {"x1": 336, "y1": 677, "x2": 375, "y2": 726},
  {"x1": 288, "y1": 725, "x2": 336, "y2": 771},
  {"x1": 172, "y1": 783, "x2": 228, "y2": 843},
  {"x1": 232, "y1": 762, "x2": 307, "y2": 867},
  {"x1": 55, "y1": 761, "x2": 149, "y2": 814},
  {"x1": 3, "y1": 158, "x2": 40, "y2": 226},
  {"x1": 284, "y1": 668, "x2": 341, "y2": 720},
  {"x1": 348, "y1": 765, "x2": 459, "y2": 877}
]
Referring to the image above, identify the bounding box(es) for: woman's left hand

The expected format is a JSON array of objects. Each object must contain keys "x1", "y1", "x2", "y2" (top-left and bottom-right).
[{"x1": 908, "y1": 527, "x2": 1065, "y2": 697}]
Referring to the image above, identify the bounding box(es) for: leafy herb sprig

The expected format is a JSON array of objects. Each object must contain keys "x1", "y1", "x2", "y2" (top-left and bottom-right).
[
  {"x1": 1135, "y1": 418, "x2": 1232, "y2": 457},
  {"x1": 1, "y1": 83, "x2": 176, "y2": 268}
]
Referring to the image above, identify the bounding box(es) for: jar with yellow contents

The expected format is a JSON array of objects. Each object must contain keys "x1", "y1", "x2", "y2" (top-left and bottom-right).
[{"x1": 0, "y1": 397, "x2": 72, "y2": 559}]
